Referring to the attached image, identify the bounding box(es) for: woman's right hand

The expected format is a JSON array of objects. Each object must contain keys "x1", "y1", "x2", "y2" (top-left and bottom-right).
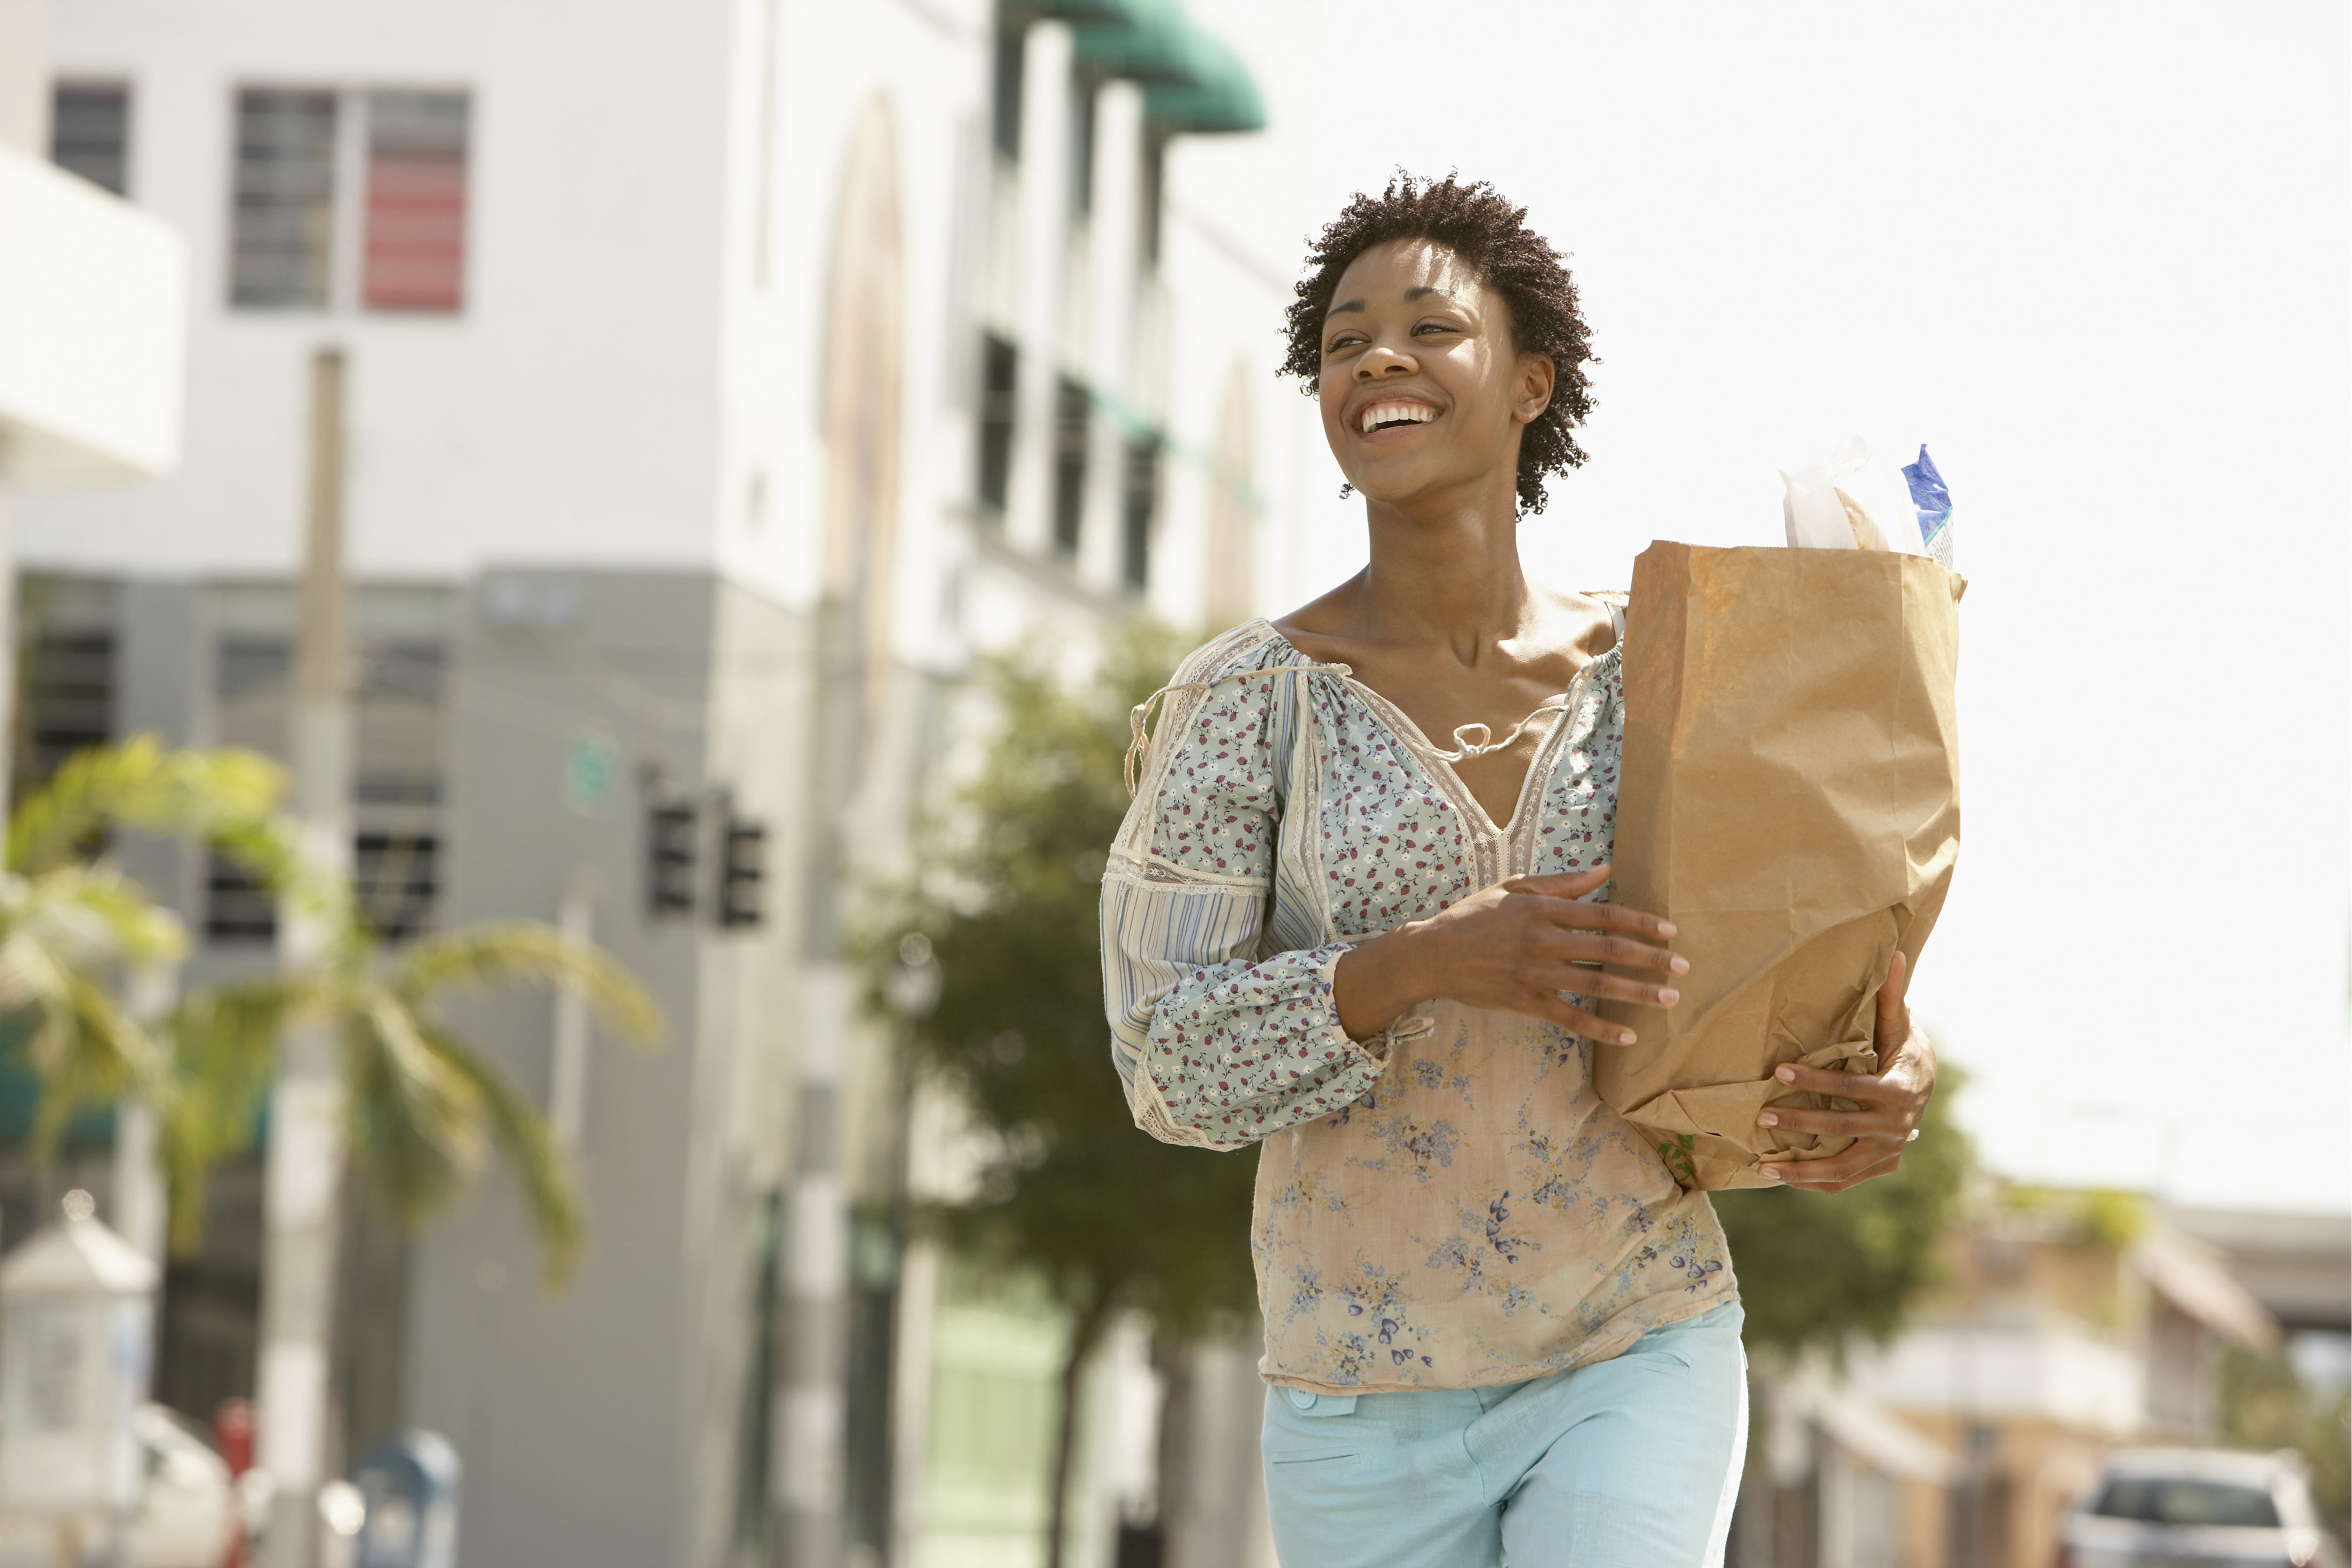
[{"x1": 1333, "y1": 864, "x2": 1686, "y2": 1043}]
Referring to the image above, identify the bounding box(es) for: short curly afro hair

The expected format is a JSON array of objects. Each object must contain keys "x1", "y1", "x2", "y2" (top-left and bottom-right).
[{"x1": 1281, "y1": 173, "x2": 1595, "y2": 515}]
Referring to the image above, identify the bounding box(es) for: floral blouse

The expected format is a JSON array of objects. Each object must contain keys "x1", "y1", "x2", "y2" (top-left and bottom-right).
[{"x1": 1102, "y1": 618, "x2": 1735, "y2": 1393}]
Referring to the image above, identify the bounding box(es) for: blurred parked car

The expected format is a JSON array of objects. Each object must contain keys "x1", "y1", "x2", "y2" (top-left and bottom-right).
[
  {"x1": 124, "y1": 1405, "x2": 237, "y2": 1568},
  {"x1": 2058, "y1": 1447, "x2": 2342, "y2": 1568}
]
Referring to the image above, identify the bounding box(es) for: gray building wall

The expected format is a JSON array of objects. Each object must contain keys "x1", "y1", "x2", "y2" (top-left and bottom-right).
[
  {"x1": 400, "y1": 568, "x2": 810, "y2": 1568},
  {"x1": 15, "y1": 565, "x2": 823, "y2": 1568}
]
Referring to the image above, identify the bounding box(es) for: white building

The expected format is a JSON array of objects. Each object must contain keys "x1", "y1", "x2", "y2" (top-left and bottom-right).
[{"x1": 18, "y1": 0, "x2": 1321, "y2": 1564}]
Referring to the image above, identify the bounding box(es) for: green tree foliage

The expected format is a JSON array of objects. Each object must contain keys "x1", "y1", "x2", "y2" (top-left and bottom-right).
[
  {"x1": 4, "y1": 737, "x2": 664, "y2": 1289},
  {"x1": 1711, "y1": 1064, "x2": 1974, "y2": 1358},
  {"x1": 164, "y1": 918, "x2": 662, "y2": 1286},
  {"x1": 0, "y1": 737, "x2": 287, "y2": 1154},
  {"x1": 883, "y1": 628, "x2": 1258, "y2": 1568},
  {"x1": 2223, "y1": 1342, "x2": 2351, "y2": 1542}
]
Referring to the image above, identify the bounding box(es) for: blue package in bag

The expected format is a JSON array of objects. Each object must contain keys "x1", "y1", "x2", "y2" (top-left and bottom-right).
[{"x1": 1901, "y1": 446, "x2": 1953, "y2": 569}]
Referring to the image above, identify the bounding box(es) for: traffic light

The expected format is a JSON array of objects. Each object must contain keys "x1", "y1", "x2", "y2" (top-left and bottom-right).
[
  {"x1": 718, "y1": 809, "x2": 766, "y2": 928},
  {"x1": 646, "y1": 801, "x2": 698, "y2": 916}
]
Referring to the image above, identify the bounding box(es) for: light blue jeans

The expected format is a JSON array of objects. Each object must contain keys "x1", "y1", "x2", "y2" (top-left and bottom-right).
[{"x1": 1260, "y1": 1302, "x2": 1748, "y2": 1568}]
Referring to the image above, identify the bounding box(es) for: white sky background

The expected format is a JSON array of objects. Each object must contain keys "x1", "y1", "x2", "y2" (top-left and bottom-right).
[{"x1": 1174, "y1": 0, "x2": 2352, "y2": 1212}]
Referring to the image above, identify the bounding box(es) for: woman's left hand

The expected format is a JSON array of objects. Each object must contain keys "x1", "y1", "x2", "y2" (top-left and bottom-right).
[{"x1": 1753, "y1": 950, "x2": 1936, "y2": 1193}]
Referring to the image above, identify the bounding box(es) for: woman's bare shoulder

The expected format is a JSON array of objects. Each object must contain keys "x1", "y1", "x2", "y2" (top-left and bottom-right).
[{"x1": 1268, "y1": 576, "x2": 1376, "y2": 667}]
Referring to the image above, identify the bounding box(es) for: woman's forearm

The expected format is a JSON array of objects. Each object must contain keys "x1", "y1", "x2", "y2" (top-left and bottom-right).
[{"x1": 1333, "y1": 925, "x2": 1439, "y2": 1041}]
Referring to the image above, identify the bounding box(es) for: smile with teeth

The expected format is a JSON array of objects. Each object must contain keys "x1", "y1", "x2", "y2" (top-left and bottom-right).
[{"x1": 1359, "y1": 401, "x2": 1439, "y2": 434}]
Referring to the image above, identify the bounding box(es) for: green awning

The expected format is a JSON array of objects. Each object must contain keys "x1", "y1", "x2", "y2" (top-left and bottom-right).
[
  {"x1": 1142, "y1": 28, "x2": 1264, "y2": 134},
  {"x1": 1071, "y1": 0, "x2": 1199, "y2": 85},
  {"x1": 1057, "y1": 0, "x2": 1266, "y2": 136},
  {"x1": 1017, "y1": 0, "x2": 1145, "y2": 20}
]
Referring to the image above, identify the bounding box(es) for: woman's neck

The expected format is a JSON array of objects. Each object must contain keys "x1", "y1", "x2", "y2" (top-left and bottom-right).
[{"x1": 1351, "y1": 480, "x2": 1534, "y2": 663}]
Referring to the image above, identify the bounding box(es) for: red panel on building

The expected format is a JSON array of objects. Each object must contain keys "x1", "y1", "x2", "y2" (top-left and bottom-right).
[{"x1": 363, "y1": 93, "x2": 468, "y2": 312}]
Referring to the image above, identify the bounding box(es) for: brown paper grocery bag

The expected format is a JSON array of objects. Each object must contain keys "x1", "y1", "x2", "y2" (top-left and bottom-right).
[{"x1": 1595, "y1": 542, "x2": 1962, "y2": 1190}]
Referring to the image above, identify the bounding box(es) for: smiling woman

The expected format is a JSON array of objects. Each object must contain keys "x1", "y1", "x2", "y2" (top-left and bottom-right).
[
  {"x1": 1279, "y1": 172, "x2": 1597, "y2": 514},
  {"x1": 1101, "y1": 173, "x2": 1939, "y2": 1568}
]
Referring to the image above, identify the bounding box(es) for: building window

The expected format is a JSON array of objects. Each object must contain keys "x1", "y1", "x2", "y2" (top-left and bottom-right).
[
  {"x1": 203, "y1": 629, "x2": 447, "y2": 943},
  {"x1": 1052, "y1": 377, "x2": 1089, "y2": 555},
  {"x1": 353, "y1": 832, "x2": 438, "y2": 941},
  {"x1": 50, "y1": 82, "x2": 130, "y2": 195},
  {"x1": 976, "y1": 334, "x2": 1017, "y2": 514},
  {"x1": 16, "y1": 628, "x2": 116, "y2": 800},
  {"x1": 230, "y1": 89, "x2": 340, "y2": 309},
  {"x1": 229, "y1": 86, "x2": 470, "y2": 313},
  {"x1": 1067, "y1": 80, "x2": 1095, "y2": 217},
  {"x1": 205, "y1": 851, "x2": 280, "y2": 942},
  {"x1": 1140, "y1": 135, "x2": 1168, "y2": 263},
  {"x1": 363, "y1": 90, "x2": 469, "y2": 312},
  {"x1": 1122, "y1": 435, "x2": 1160, "y2": 591},
  {"x1": 991, "y1": 23, "x2": 1024, "y2": 160}
]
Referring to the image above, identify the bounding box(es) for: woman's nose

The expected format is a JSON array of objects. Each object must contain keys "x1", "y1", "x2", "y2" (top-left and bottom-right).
[{"x1": 1355, "y1": 344, "x2": 1416, "y2": 379}]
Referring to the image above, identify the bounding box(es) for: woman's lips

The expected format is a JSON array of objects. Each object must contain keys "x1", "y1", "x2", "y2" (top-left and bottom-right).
[{"x1": 1356, "y1": 399, "x2": 1441, "y2": 438}]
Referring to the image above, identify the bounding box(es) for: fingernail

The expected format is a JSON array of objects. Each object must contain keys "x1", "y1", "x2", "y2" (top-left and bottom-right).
[
  {"x1": 1758, "y1": 1167, "x2": 1781, "y2": 1182},
  {"x1": 1669, "y1": 956, "x2": 1690, "y2": 975},
  {"x1": 1618, "y1": 1029, "x2": 1637, "y2": 1045},
  {"x1": 1657, "y1": 988, "x2": 1679, "y2": 1006},
  {"x1": 1756, "y1": 1111, "x2": 1778, "y2": 1127},
  {"x1": 1657, "y1": 921, "x2": 1677, "y2": 937},
  {"x1": 1776, "y1": 1066, "x2": 1796, "y2": 1083}
]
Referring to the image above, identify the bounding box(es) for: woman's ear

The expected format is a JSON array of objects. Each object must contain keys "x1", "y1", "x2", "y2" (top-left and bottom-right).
[{"x1": 1515, "y1": 352, "x2": 1557, "y2": 425}]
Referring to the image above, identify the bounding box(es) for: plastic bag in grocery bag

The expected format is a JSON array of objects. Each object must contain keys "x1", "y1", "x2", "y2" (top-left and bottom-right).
[{"x1": 1780, "y1": 435, "x2": 1928, "y2": 555}]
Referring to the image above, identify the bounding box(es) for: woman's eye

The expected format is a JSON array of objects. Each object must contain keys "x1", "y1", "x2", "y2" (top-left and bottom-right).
[{"x1": 1414, "y1": 321, "x2": 1457, "y2": 336}]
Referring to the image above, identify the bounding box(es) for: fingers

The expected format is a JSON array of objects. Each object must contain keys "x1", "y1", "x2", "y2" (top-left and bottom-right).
[
  {"x1": 1502, "y1": 868, "x2": 1680, "y2": 944},
  {"x1": 1504, "y1": 863, "x2": 1613, "y2": 902},
  {"x1": 1528, "y1": 993, "x2": 1637, "y2": 1047},
  {"x1": 1523, "y1": 891, "x2": 1679, "y2": 945},
  {"x1": 1773, "y1": 1062, "x2": 1887, "y2": 1100},
  {"x1": 1758, "y1": 1104, "x2": 1883, "y2": 1138},
  {"x1": 1879, "y1": 948, "x2": 1908, "y2": 1019},
  {"x1": 1514, "y1": 914, "x2": 1684, "y2": 979},
  {"x1": 1540, "y1": 967, "x2": 1680, "y2": 1011},
  {"x1": 1875, "y1": 949, "x2": 1910, "y2": 1050},
  {"x1": 1762, "y1": 1141, "x2": 1904, "y2": 1192}
]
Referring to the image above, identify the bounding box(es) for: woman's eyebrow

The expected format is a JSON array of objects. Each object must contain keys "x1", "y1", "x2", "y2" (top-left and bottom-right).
[
  {"x1": 1404, "y1": 286, "x2": 1456, "y2": 302},
  {"x1": 1325, "y1": 299, "x2": 1366, "y2": 318}
]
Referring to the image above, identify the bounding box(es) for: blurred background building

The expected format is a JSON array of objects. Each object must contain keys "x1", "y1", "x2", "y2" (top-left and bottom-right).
[
  {"x1": 1729, "y1": 1194, "x2": 2351, "y2": 1568},
  {"x1": 10, "y1": 0, "x2": 1315, "y2": 1564},
  {"x1": 3, "y1": 0, "x2": 2347, "y2": 1567}
]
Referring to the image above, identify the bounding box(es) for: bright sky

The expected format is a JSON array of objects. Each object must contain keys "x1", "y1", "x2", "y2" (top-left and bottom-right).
[{"x1": 1180, "y1": 0, "x2": 2352, "y2": 1213}]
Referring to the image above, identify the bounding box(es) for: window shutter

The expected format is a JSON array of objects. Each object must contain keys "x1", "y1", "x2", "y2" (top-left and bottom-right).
[{"x1": 363, "y1": 91, "x2": 469, "y2": 313}]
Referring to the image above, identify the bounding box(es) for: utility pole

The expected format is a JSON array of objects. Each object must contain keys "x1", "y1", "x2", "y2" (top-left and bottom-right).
[
  {"x1": 775, "y1": 597, "x2": 854, "y2": 1568},
  {"x1": 259, "y1": 345, "x2": 354, "y2": 1568}
]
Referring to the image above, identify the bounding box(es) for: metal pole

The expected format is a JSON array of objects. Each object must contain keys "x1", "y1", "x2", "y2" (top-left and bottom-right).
[
  {"x1": 258, "y1": 346, "x2": 354, "y2": 1568},
  {"x1": 548, "y1": 871, "x2": 597, "y2": 1151},
  {"x1": 0, "y1": 491, "x2": 17, "y2": 829}
]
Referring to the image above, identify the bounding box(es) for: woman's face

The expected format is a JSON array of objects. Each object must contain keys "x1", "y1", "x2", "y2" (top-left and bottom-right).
[{"x1": 1318, "y1": 238, "x2": 1555, "y2": 512}]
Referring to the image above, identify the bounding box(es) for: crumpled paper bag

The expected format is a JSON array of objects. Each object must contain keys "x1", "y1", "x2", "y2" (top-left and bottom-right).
[{"x1": 1596, "y1": 541, "x2": 1963, "y2": 1190}]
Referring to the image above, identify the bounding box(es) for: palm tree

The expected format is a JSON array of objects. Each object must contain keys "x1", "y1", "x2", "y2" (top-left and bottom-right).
[
  {"x1": 0, "y1": 736, "x2": 287, "y2": 1155},
  {"x1": 166, "y1": 917, "x2": 661, "y2": 1285},
  {"x1": 3, "y1": 735, "x2": 664, "y2": 1288}
]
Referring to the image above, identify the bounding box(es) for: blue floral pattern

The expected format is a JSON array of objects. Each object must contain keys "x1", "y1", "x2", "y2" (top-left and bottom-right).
[{"x1": 1107, "y1": 620, "x2": 1736, "y2": 1392}]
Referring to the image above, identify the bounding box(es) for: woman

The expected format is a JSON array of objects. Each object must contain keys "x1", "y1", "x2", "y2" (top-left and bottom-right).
[{"x1": 1101, "y1": 175, "x2": 1937, "y2": 1567}]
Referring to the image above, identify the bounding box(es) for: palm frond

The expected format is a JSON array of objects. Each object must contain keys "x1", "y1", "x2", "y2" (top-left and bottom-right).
[
  {"x1": 0, "y1": 863, "x2": 185, "y2": 1162},
  {"x1": 416, "y1": 1022, "x2": 585, "y2": 1291},
  {"x1": 23, "y1": 971, "x2": 162, "y2": 1161},
  {"x1": 153, "y1": 978, "x2": 306, "y2": 1251},
  {"x1": 342, "y1": 987, "x2": 486, "y2": 1230},
  {"x1": 389, "y1": 923, "x2": 664, "y2": 1046},
  {"x1": 10, "y1": 736, "x2": 286, "y2": 875},
  {"x1": 18, "y1": 863, "x2": 188, "y2": 971}
]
